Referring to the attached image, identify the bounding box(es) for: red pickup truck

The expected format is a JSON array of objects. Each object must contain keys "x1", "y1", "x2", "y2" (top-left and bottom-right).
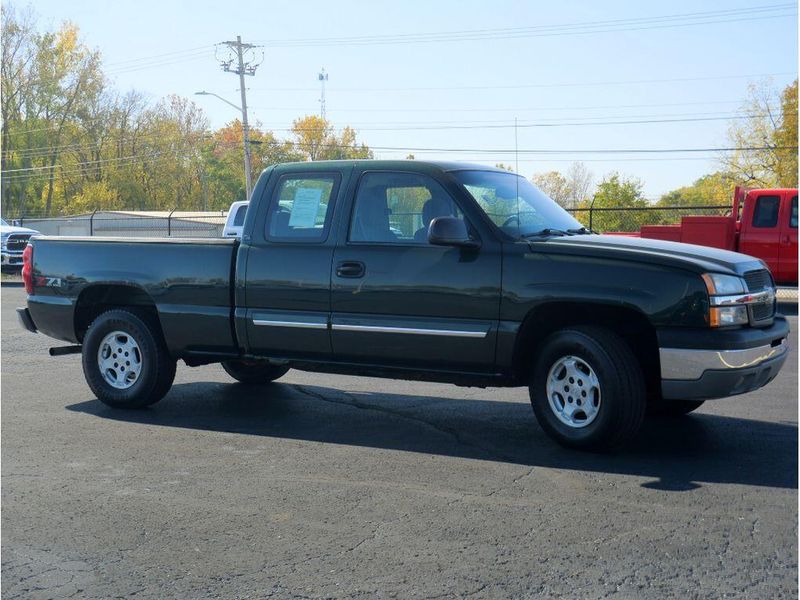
[{"x1": 624, "y1": 187, "x2": 798, "y2": 285}]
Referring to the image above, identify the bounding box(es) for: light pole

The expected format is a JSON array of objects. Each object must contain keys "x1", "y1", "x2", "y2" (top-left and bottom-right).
[{"x1": 195, "y1": 90, "x2": 253, "y2": 201}]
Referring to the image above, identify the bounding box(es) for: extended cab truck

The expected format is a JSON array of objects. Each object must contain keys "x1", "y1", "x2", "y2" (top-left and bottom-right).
[
  {"x1": 620, "y1": 187, "x2": 798, "y2": 285},
  {"x1": 17, "y1": 161, "x2": 790, "y2": 450}
]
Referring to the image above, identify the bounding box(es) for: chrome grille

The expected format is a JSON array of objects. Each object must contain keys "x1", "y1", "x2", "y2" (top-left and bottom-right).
[
  {"x1": 751, "y1": 302, "x2": 774, "y2": 321},
  {"x1": 5, "y1": 234, "x2": 31, "y2": 252},
  {"x1": 744, "y1": 269, "x2": 772, "y2": 291},
  {"x1": 743, "y1": 269, "x2": 775, "y2": 322}
]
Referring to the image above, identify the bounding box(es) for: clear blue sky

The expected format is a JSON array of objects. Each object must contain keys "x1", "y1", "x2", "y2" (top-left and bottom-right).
[{"x1": 26, "y1": 0, "x2": 798, "y2": 198}]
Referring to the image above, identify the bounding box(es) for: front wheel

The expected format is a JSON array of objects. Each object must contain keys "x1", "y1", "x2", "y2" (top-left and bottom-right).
[
  {"x1": 221, "y1": 360, "x2": 289, "y2": 384},
  {"x1": 82, "y1": 309, "x2": 176, "y2": 408},
  {"x1": 530, "y1": 326, "x2": 646, "y2": 451}
]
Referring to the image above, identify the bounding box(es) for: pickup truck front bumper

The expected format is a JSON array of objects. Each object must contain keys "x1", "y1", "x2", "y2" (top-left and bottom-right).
[
  {"x1": 658, "y1": 315, "x2": 790, "y2": 400},
  {"x1": 1, "y1": 250, "x2": 24, "y2": 267}
]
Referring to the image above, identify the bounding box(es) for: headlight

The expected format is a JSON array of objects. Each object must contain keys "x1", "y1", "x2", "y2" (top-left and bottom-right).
[
  {"x1": 702, "y1": 273, "x2": 749, "y2": 327},
  {"x1": 709, "y1": 305, "x2": 749, "y2": 327},
  {"x1": 701, "y1": 273, "x2": 746, "y2": 295}
]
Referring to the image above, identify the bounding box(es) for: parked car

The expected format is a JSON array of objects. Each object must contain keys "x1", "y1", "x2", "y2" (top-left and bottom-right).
[
  {"x1": 1, "y1": 219, "x2": 40, "y2": 272},
  {"x1": 222, "y1": 201, "x2": 249, "y2": 238},
  {"x1": 611, "y1": 187, "x2": 798, "y2": 285},
  {"x1": 17, "y1": 161, "x2": 789, "y2": 450}
]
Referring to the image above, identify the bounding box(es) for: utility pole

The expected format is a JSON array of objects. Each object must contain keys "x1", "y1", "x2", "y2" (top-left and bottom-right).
[
  {"x1": 318, "y1": 68, "x2": 328, "y2": 120},
  {"x1": 216, "y1": 36, "x2": 262, "y2": 201}
]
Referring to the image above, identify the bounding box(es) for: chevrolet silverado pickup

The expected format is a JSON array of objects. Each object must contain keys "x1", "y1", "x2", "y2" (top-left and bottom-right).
[{"x1": 17, "y1": 160, "x2": 790, "y2": 450}]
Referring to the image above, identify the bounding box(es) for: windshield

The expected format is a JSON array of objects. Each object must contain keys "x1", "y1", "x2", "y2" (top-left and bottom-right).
[{"x1": 453, "y1": 170, "x2": 584, "y2": 238}]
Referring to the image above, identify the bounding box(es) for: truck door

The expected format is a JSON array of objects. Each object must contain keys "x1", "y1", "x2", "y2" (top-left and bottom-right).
[
  {"x1": 777, "y1": 193, "x2": 798, "y2": 284},
  {"x1": 739, "y1": 192, "x2": 781, "y2": 277},
  {"x1": 242, "y1": 170, "x2": 344, "y2": 359},
  {"x1": 329, "y1": 170, "x2": 501, "y2": 372}
]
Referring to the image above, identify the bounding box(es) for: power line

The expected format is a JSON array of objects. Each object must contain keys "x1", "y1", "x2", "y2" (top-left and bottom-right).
[
  {"x1": 3, "y1": 110, "x2": 774, "y2": 159},
  {"x1": 103, "y1": 45, "x2": 215, "y2": 67},
  {"x1": 248, "y1": 72, "x2": 797, "y2": 93},
  {"x1": 355, "y1": 144, "x2": 797, "y2": 155},
  {"x1": 3, "y1": 143, "x2": 794, "y2": 178},
  {"x1": 104, "y1": 51, "x2": 212, "y2": 76},
  {"x1": 253, "y1": 4, "x2": 795, "y2": 47},
  {"x1": 274, "y1": 112, "x2": 772, "y2": 132}
]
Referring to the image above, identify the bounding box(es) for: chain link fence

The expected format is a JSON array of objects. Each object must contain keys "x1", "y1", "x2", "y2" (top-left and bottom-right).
[
  {"x1": 565, "y1": 204, "x2": 732, "y2": 233},
  {"x1": 8, "y1": 205, "x2": 736, "y2": 236},
  {"x1": 8, "y1": 210, "x2": 228, "y2": 238}
]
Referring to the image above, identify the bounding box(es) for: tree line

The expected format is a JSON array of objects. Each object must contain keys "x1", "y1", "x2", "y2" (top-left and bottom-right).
[
  {"x1": 0, "y1": 5, "x2": 371, "y2": 217},
  {"x1": 1, "y1": 4, "x2": 796, "y2": 227}
]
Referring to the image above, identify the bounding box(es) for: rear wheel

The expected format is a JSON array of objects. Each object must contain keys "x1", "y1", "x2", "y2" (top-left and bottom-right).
[
  {"x1": 82, "y1": 309, "x2": 176, "y2": 408},
  {"x1": 221, "y1": 360, "x2": 289, "y2": 384},
  {"x1": 530, "y1": 326, "x2": 646, "y2": 450}
]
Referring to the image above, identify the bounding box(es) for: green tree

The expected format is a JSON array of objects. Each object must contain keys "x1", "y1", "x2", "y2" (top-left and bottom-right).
[
  {"x1": 722, "y1": 79, "x2": 798, "y2": 188},
  {"x1": 657, "y1": 172, "x2": 737, "y2": 208},
  {"x1": 531, "y1": 162, "x2": 593, "y2": 208},
  {"x1": 203, "y1": 119, "x2": 302, "y2": 205},
  {"x1": 581, "y1": 172, "x2": 647, "y2": 232},
  {"x1": 532, "y1": 171, "x2": 570, "y2": 207},
  {"x1": 774, "y1": 80, "x2": 798, "y2": 187},
  {"x1": 291, "y1": 115, "x2": 372, "y2": 161},
  {"x1": 33, "y1": 22, "x2": 103, "y2": 215}
]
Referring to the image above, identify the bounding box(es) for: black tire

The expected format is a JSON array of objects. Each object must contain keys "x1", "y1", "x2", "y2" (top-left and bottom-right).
[
  {"x1": 221, "y1": 360, "x2": 289, "y2": 384},
  {"x1": 529, "y1": 326, "x2": 646, "y2": 450},
  {"x1": 648, "y1": 399, "x2": 705, "y2": 417},
  {"x1": 81, "y1": 309, "x2": 176, "y2": 409}
]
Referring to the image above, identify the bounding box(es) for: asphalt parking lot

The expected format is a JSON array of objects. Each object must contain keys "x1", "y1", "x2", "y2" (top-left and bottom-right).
[{"x1": 1, "y1": 285, "x2": 797, "y2": 599}]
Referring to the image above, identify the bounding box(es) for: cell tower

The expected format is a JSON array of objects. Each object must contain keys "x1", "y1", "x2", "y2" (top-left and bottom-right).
[{"x1": 318, "y1": 68, "x2": 328, "y2": 120}]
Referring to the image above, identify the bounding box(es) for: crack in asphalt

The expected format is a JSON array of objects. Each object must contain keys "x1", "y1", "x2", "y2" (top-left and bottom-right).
[{"x1": 292, "y1": 384, "x2": 515, "y2": 463}]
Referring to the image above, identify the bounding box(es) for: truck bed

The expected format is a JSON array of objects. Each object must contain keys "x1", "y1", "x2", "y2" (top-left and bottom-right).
[{"x1": 26, "y1": 236, "x2": 239, "y2": 356}]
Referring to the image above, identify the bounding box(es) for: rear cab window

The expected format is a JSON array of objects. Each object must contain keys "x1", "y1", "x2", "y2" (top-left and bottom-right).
[
  {"x1": 233, "y1": 205, "x2": 248, "y2": 227},
  {"x1": 752, "y1": 195, "x2": 780, "y2": 228},
  {"x1": 790, "y1": 196, "x2": 797, "y2": 228},
  {"x1": 265, "y1": 173, "x2": 340, "y2": 242}
]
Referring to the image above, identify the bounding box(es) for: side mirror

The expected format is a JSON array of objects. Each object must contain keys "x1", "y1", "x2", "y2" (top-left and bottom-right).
[{"x1": 427, "y1": 216, "x2": 480, "y2": 249}]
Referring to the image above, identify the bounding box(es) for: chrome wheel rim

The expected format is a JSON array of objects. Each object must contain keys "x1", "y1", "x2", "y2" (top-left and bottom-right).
[
  {"x1": 546, "y1": 355, "x2": 601, "y2": 428},
  {"x1": 97, "y1": 330, "x2": 142, "y2": 390}
]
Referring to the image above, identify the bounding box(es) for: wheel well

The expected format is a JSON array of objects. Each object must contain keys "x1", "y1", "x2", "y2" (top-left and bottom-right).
[
  {"x1": 513, "y1": 302, "x2": 661, "y2": 400},
  {"x1": 74, "y1": 285, "x2": 161, "y2": 343}
]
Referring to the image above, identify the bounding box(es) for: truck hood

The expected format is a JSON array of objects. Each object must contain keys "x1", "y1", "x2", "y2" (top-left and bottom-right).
[
  {"x1": 528, "y1": 233, "x2": 765, "y2": 277},
  {"x1": 1, "y1": 225, "x2": 39, "y2": 236}
]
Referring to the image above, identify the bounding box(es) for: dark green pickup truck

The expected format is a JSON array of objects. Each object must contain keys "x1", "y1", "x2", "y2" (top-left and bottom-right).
[{"x1": 17, "y1": 160, "x2": 789, "y2": 449}]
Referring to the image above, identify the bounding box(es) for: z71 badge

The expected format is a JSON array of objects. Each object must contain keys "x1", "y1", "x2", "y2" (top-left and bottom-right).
[{"x1": 34, "y1": 276, "x2": 62, "y2": 288}]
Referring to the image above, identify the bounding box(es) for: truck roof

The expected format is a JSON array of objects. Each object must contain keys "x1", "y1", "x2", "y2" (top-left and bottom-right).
[{"x1": 268, "y1": 159, "x2": 512, "y2": 174}]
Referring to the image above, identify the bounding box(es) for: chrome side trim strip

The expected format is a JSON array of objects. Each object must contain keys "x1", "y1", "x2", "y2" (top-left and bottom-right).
[
  {"x1": 660, "y1": 338, "x2": 788, "y2": 380},
  {"x1": 331, "y1": 323, "x2": 488, "y2": 338},
  {"x1": 252, "y1": 319, "x2": 328, "y2": 330},
  {"x1": 710, "y1": 289, "x2": 775, "y2": 306}
]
